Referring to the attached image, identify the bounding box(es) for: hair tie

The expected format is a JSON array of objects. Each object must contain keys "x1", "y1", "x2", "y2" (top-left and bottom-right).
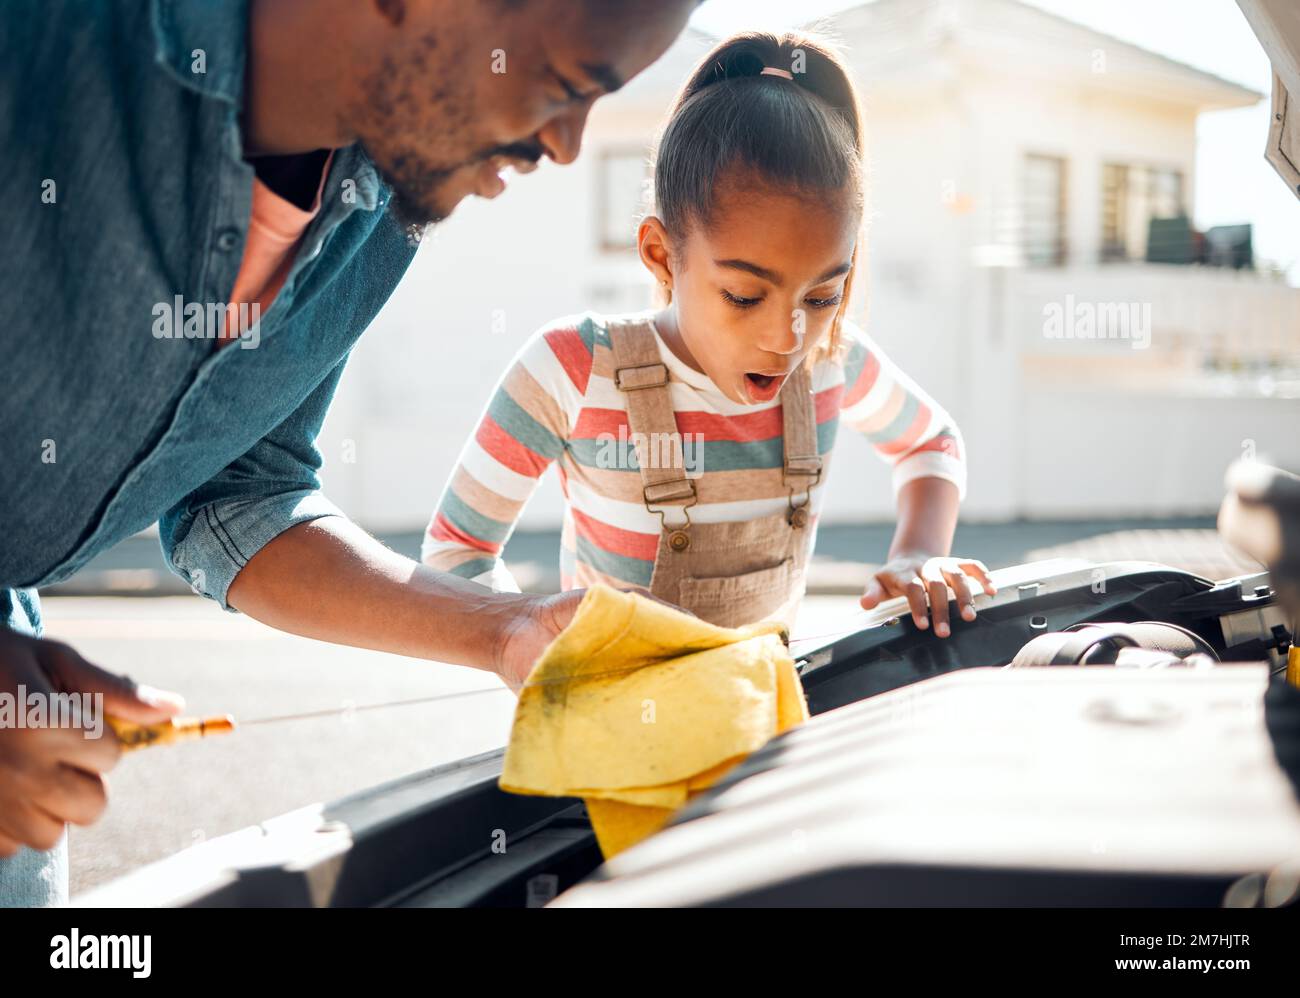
[{"x1": 760, "y1": 66, "x2": 794, "y2": 80}]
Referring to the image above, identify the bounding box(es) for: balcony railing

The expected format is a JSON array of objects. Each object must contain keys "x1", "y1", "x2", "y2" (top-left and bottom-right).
[{"x1": 1000, "y1": 263, "x2": 1300, "y2": 396}]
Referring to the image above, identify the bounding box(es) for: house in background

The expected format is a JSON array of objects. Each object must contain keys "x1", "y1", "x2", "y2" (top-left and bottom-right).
[{"x1": 318, "y1": 0, "x2": 1300, "y2": 535}]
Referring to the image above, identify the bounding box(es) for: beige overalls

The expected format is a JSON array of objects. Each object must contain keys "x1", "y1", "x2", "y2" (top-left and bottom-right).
[{"x1": 609, "y1": 317, "x2": 824, "y2": 629}]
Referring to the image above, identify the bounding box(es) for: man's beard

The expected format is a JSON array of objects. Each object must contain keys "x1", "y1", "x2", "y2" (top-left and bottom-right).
[
  {"x1": 366, "y1": 136, "x2": 545, "y2": 244},
  {"x1": 350, "y1": 37, "x2": 475, "y2": 242},
  {"x1": 351, "y1": 50, "x2": 542, "y2": 243},
  {"x1": 370, "y1": 153, "x2": 457, "y2": 243}
]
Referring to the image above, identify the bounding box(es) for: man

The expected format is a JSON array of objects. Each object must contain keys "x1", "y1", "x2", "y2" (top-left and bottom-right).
[{"x1": 0, "y1": 0, "x2": 697, "y2": 906}]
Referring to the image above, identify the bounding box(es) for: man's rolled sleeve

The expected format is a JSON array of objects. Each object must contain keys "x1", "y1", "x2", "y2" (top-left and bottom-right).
[
  {"x1": 165, "y1": 491, "x2": 346, "y2": 609},
  {"x1": 160, "y1": 359, "x2": 349, "y2": 610}
]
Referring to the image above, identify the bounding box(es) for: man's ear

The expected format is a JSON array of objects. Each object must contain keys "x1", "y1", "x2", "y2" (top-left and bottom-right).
[{"x1": 637, "y1": 216, "x2": 674, "y2": 288}]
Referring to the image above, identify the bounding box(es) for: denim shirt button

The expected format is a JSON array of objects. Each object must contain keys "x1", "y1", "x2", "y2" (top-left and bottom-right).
[{"x1": 216, "y1": 228, "x2": 242, "y2": 252}]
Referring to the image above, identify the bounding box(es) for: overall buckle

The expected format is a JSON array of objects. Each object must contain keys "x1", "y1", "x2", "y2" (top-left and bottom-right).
[
  {"x1": 644, "y1": 480, "x2": 697, "y2": 551},
  {"x1": 615, "y1": 364, "x2": 668, "y2": 391},
  {"x1": 784, "y1": 456, "x2": 822, "y2": 528}
]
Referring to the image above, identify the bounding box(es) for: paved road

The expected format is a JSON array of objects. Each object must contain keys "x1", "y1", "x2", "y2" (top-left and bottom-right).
[{"x1": 40, "y1": 593, "x2": 865, "y2": 896}]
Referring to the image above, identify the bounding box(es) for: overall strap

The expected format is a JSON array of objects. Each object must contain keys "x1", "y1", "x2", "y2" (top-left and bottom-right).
[
  {"x1": 607, "y1": 318, "x2": 696, "y2": 511},
  {"x1": 780, "y1": 362, "x2": 823, "y2": 524}
]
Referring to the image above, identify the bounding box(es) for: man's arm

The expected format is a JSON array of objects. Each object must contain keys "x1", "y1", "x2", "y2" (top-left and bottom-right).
[
  {"x1": 161, "y1": 357, "x2": 578, "y2": 687},
  {"x1": 226, "y1": 516, "x2": 578, "y2": 685}
]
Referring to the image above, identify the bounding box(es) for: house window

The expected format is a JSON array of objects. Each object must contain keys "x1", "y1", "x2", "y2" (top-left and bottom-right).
[
  {"x1": 1101, "y1": 163, "x2": 1185, "y2": 261},
  {"x1": 597, "y1": 148, "x2": 650, "y2": 252},
  {"x1": 1023, "y1": 154, "x2": 1067, "y2": 266}
]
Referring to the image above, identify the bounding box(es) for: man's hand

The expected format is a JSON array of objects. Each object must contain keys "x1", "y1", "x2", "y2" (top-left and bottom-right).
[
  {"x1": 492, "y1": 590, "x2": 588, "y2": 692},
  {"x1": 226, "y1": 520, "x2": 696, "y2": 690},
  {"x1": 860, "y1": 554, "x2": 997, "y2": 638},
  {"x1": 0, "y1": 629, "x2": 184, "y2": 856},
  {"x1": 490, "y1": 587, "x2": 688, "y2": 692}
]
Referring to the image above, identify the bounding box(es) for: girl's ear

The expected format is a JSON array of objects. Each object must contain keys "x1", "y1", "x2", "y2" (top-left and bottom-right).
[{"x1": 637, "y1": 216, "x2": 675, "y2": 288}]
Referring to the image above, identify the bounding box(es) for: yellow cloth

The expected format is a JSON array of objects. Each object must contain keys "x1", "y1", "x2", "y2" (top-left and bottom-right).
[{"x1": 500, "y1": 585, "x2": 809, "y2": 857}]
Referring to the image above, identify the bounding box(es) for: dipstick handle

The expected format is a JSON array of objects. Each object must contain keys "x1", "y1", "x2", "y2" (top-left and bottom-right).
[{"x1": 107, "y1": 715, "x2": 236, "y2": 752}]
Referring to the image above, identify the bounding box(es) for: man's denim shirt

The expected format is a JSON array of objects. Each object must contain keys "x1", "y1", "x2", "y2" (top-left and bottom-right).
[{"x1": 0, "y1": 0, "x2": 419, "y2": 633}]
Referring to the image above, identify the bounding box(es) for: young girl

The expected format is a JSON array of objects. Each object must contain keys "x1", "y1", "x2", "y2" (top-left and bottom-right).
[{"x1": 423, "y1": 30, "x2": 995, "y2": 636}]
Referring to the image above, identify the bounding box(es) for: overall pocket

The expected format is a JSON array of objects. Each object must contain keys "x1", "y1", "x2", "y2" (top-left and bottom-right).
[{"x1": 678, "y1": 558, "x2": 797, "y2": 629}]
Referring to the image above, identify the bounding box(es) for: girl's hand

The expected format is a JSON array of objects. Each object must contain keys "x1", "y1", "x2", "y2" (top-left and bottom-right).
[{"x1": 860, "y1": 554, "x2": 997, "y2": 638}]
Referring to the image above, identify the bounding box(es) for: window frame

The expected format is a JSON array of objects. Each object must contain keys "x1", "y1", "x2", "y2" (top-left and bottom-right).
[
  {"x1": 1023, "y1": 152, "x2": 1070, "y2": 268},
  {"x1": 1100, "y1": 161, "x2": 1186, "y2": 263},
  {"x1": 595, "y1": 146, "x2": 652, "y2": 254}
]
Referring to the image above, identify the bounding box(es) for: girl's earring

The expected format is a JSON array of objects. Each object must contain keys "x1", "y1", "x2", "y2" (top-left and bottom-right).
[{"x1": 662, "y1": 279, "x2": 672, "y2": 304}]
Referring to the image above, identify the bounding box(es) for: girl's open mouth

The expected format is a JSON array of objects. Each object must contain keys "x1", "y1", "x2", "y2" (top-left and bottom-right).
[{"x1": 743, "y1": 371, "x2": 787, "y2": 403}]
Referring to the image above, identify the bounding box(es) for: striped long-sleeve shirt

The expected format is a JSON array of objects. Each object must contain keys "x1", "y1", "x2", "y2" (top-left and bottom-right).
[{"x1": 422, "y1": 311, "x2": 966, "y2": 592}]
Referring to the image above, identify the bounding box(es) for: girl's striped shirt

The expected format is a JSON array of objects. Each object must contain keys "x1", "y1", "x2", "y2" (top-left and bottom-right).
[{"x1": 421, "y1": 310, "x2": 966, "y2": 592}]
